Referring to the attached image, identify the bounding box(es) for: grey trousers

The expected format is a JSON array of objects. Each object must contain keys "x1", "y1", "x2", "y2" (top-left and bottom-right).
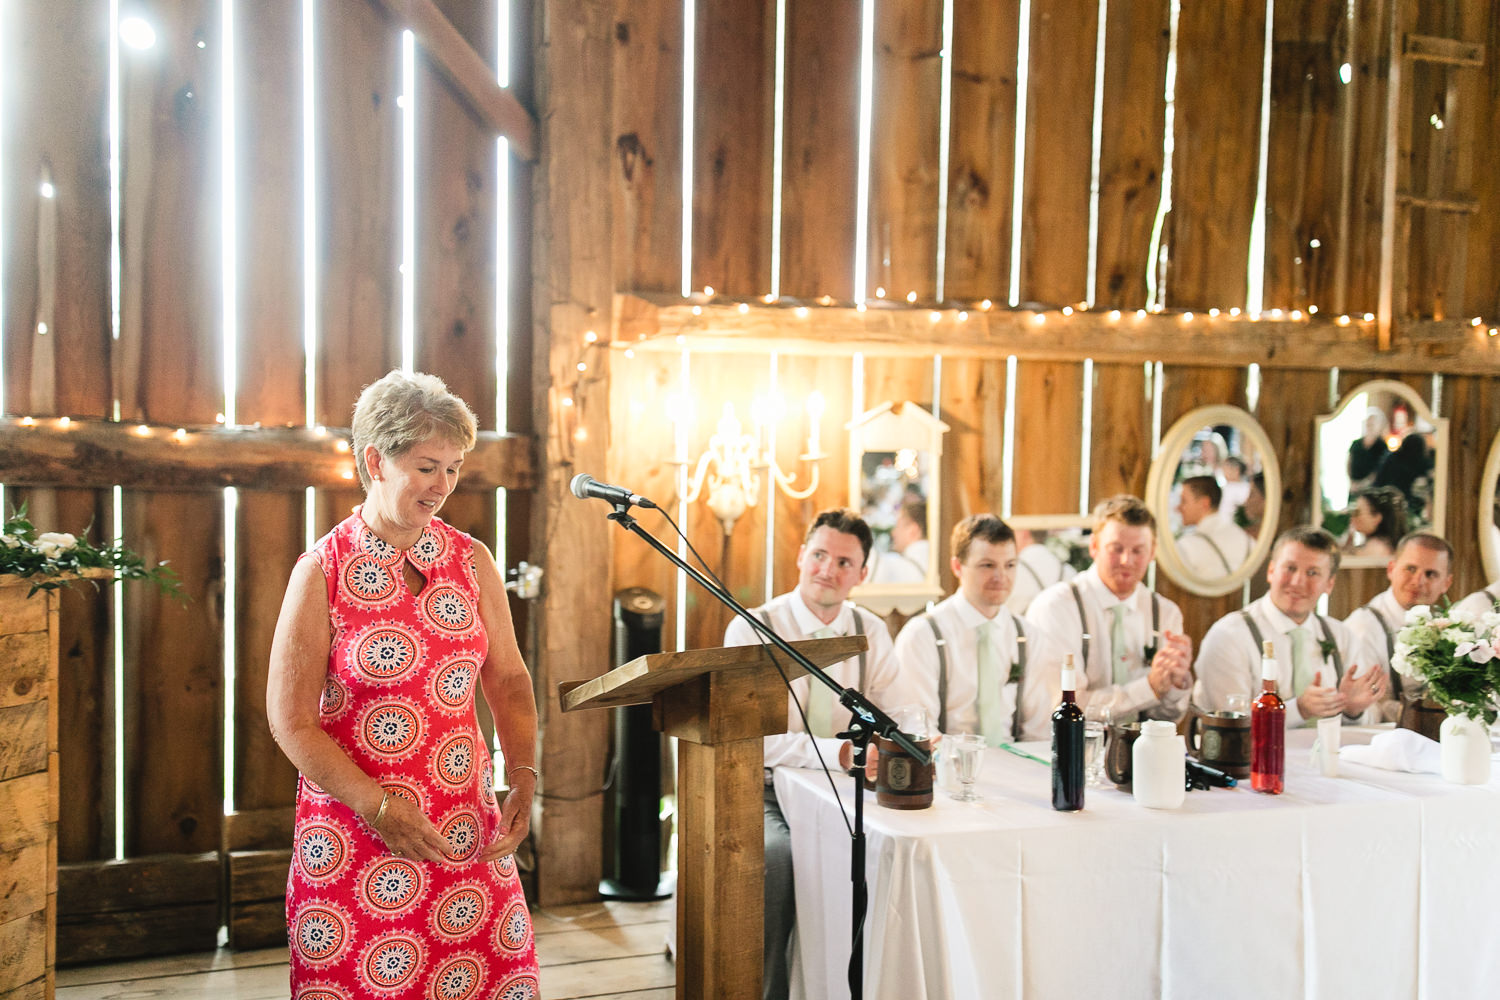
[{"x1": 763, "y1": 783, "x2": 795, "y2": 1000}]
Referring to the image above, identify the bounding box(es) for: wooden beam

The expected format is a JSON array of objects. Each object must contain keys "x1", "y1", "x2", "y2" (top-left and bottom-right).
[
  {"x1": 1403, "y1": 34, "x2": 1484, "y2": 67},
  {"x1": 366, "y1": 0, "x2": 536, "y2": 160},
  {"x1": 615, "y1": 293, "x2": 1500, "y2": 374},
  {"x1": 1395, "y1": 191, "x2": 1479, "y2": 214},
  {"x1": 0, "y1": 420, "x2": 535, "y2": 492}
]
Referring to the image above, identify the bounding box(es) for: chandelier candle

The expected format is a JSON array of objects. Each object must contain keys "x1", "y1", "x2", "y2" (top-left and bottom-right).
[
  {"x1": 1052, "y1": 654, "x2": 1086, "y2": 811},
  {"x1": 1251, "y1": 640, "x2": 1286, "y2": 794}
]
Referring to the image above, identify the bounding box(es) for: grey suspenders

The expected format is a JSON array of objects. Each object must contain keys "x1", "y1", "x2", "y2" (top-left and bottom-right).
[
  {"x1": 924, "y1": 612, "x2": 1028, "y2": 740},
  {"x1": 1238, "y1": 609, "x2": 1344, "y2": 685},
  {"x1": 758, "y1": 603, "x2": 868, "y2": 690},
  {"x1": 1488, "y1": 585, "x2": 1500, "y2": 608},
  {"x1": 1070, "y1": 582, "x2": 1159, "y2": 667},
  {"x1": 1360, "y1": 602, "x2": 1404, "y2": 700}
]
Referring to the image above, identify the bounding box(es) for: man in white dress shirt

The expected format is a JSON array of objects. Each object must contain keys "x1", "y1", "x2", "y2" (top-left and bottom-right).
[
  {"x1": 1175, "y1": 475, "x2": 1254, "y2": 579},
  {"x1": 1004, "y1": 528, "x2": 1077, "y2": 615},
  {"x1": 723, "y1": 508, "x2": 904, "y2": 1000},
  {"x1": 1194, "y1": 526, "x2": 1386, "y2": 726},
  {"x1": 895, "y1": 514, "x2": 1065, "y2": 742},
  {"x1": 869, "y1": 497, "x2": 929, "y2": 584},
  {"x1": 1344, "y1": 532, "x2": 1452, "y2": 721},
  {"x1": 1028, "y1": 496, "x2": 1194, "y2": 722}
]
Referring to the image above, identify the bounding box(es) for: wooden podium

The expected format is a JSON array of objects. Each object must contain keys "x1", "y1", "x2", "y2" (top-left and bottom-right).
[{"x1": 560, "y1": 635, "x2": 867, "y2": 1000}]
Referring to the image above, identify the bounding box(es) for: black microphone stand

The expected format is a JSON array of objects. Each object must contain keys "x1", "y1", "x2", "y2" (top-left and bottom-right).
[{"x1": 594, "y1": 500, "x2": 928, "y2": 1000}]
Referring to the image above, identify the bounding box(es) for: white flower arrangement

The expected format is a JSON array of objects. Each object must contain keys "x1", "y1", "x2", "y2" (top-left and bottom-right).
[
  {"x1": 1, "y1": 505, "x2": 178, "y2": 598},
  {"x1": 1392, "y1": 604, "x2": 1499, "y2": 723}
]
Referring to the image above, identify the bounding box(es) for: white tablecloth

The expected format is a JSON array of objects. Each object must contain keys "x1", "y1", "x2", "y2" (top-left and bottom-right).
[{"x1": 775, "y1": 727, "x2": 1500, "y2": 1000}]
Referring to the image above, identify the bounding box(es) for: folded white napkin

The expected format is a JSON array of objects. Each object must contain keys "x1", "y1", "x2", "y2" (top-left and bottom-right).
[{"x1": 1339, "y1": 728, "x2": 1442, "y2": 774}]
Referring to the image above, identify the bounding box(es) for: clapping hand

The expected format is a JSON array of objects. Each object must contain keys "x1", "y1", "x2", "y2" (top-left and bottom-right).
[
  {"x1": 839, "y1": 740, "x2": 880, "y2": 782},
  {"x1": 1148, "y1": 630, "x2": 1194, "y2": 696},
  {"x1": 1338, "y1": 664, "x2": 1386, "y2": 717},
  {"x1": 1295, "y1": 670, "x2": 1347, "y2": 719}
]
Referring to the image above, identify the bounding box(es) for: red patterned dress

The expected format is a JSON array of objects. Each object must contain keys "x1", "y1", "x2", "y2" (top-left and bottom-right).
[{"x1": 286, "y1": 512, "x2": 539, "y2": 1000}]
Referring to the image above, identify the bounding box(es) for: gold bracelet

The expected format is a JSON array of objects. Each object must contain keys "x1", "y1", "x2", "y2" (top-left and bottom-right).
[
  {"x1": 508, "y1": 765, "x2": 540, "y2": 782},
  {"x1": 370, "y1": 790, "x2": 390, "y2": 829}
]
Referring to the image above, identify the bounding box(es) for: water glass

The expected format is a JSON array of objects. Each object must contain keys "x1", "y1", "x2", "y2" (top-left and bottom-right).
[
  {"x1": 1083, "y1": 703, "x2": 1112, "y2": 787},
  {"x1": 1225, "y1": 692, "x2": 1251, "y2": 716},
  {"x1": 950, "y1": 734, "x2": 988, "y2": 803}
]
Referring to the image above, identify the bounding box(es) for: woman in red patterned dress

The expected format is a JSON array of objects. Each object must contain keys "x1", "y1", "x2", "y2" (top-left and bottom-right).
[{"x1": 269, "y1": 371, "x2": 541, "y2": 999}]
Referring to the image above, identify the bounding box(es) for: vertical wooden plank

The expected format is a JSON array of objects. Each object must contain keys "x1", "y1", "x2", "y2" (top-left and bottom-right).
[
  {"x1": 1155, "y1": 366, "x2": 1246, "y2": 643},
  {"x1": 531, "y1": 0, "x2": 613, "y2": 905},
  {"x1": 1018, "y1": 0, "x2": 1098, "y2": 307},
  {"x1": 0, "y1": 3, "x2": 113, "y2": 418},
  {"x1": 1342, "y1": 0, "x2": 1390, "y2": 318},
  {"x1": 232, "y1": 0, "x2": 306, "y2": 818},
  {"x1": 778, "y1": 0, "x2": 862, "y2": 302},
  {"x1": 937, "y1": 356, "x2": 1006, "y2": 591},
  {"x1": 1094, "y1": 0, "x2": 1169, "y2": 311},
  {"x1": 1461, "y1": 4, "x2": 1500, "y2": 320},
  {"x1": 942, "y1": 0, "x2": 1019, "y2": 305},
  {"x1": 866, "y1": 0, "x2": 944, "y2": 303},
  {"x1": 1443, "y1": 376, "x2": 1500, "y2": 600},
  {"x1": 612, "y1": 0, "x2": 684, "y2": 296},
  {"x1": 1252, "y1": 368, "x2": 1327, "y2": 539},
  {"x1": 1166, "y1": 0, "x2": 1266, "y2": 311},
  {"x1": 316, "y1": 0, "x2": 400, "y2": 426},
  {"x1": 1261, "y1": 1, "x2": 1344, "y2": 314},
  {"x1": 1089, "y1": 362, "x2": 1150, "y2": 504},
  {"x1": 115, "y1": 0, "x2": 225, "y2": 858},
  {"x1": 690, "y1": 0, "x2": 773, "y2": 298},
  {"x1": 1011, "y1": 361, "x2": 1084, "y2": 515}
]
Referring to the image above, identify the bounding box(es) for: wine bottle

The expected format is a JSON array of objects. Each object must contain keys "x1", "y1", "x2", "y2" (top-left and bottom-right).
[
  {"x1": 1250, "y1": 639, "x2": 1286, "y2": 794},
  {"x1": 1052, "y1": 653, "x2": 1086, "y2": 811}
]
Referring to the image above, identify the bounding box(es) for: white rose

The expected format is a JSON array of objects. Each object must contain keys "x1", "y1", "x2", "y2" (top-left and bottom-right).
[
  {"x1": 35, "y1": 532, "x2": 78, "y2": 559},
  {"x1": 0, "y1": 532, "x2": 17, "y2": 547},
  {"x1": 1405, "y1": 605, "x2": 1431, "y2": 624}
]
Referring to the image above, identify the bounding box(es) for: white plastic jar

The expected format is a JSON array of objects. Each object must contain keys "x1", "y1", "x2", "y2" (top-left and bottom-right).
[{"x1": 1132, "y1": 720, "x2": 1186, "y2": 809}]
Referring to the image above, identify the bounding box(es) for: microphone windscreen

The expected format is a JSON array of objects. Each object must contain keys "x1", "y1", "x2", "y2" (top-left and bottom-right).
[{"x1": 569, "y1": 473, "x2": 594, "y2": 500}]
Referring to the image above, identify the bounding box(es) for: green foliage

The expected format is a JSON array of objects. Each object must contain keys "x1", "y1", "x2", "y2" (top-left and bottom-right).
[
  {"x1": 0, "y1": 503, "x2": 182, "y2": 600},
  {"x1": 1393, "y1": 604, "x2": 1498, "y2": 724}
]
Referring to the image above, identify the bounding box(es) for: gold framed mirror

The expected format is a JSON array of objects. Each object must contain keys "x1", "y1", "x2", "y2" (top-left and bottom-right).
[
  {"x1": 1146, "y1": 405, "x2": 1281, "y2": 597},
  {"x1": 1314, "y1": 380, "x2": 1447, "y2": 569}
]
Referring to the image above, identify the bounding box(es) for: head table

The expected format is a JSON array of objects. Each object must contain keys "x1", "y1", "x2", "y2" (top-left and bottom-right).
[{"x1": 775, "y1": 726, "x2": 1500, "y2": 1000}]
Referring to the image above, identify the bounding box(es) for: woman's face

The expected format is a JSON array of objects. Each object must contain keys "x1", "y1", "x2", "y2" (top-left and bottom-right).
[
  {"x1": 1350, "y1": 496, "x2": 1381, "y2": 535},
  {"x1": 365, "y1": 434, "x2": 465, "y2": 536}
]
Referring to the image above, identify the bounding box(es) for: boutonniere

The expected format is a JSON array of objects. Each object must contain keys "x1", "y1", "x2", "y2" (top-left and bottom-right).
[
  {"x1": 1007, "y1": 660, "x2": 1024, "y2": 685},
  {"x1": 1317, "y1": 636, "x2": 1338, "y2": 663}
]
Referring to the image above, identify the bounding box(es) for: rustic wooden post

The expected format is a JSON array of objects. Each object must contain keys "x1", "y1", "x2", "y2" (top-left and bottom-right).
[
  {"x1": 0, "y1": 580, "x2": 61, "y2": 1000},
  {"x1": 529, "y1": 0, "x2": 614, "y2": 904}
]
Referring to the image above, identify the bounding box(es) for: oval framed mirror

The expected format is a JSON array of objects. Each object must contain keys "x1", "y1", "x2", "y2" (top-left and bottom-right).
[
  {"x1": 1313, "y1": 380, "x2": 1447, "y2": 569},
  {"x1": 1479, "y1": 428, "x2": 1500, "y2": 583},
  {"x1": 1146, "y1": 405, "x2": 1282, "y2": 597},
  {"x1": 847, "y1": 401, "x2": 949, "y2": 615}
]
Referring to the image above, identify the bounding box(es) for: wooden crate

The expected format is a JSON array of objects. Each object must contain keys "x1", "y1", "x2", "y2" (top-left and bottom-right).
[{"x1": 0, "y1": 579, "x2": 59, "y2": 1000}]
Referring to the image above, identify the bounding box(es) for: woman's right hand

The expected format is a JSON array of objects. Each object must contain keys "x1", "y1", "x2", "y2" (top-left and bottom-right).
[{"x1": 370, "y1": 793, "x2": 448, "y2": 863}]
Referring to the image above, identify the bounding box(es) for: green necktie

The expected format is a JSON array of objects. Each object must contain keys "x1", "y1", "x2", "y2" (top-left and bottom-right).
[
  {"x1": 1110, "y1": 603, "x2": 1130, "y2": 685},
  {"x1": 806, "y1": 626, "x2": 839, "y2": 737},
  {"x1": 1289, "y1": 626, "x2": 1313, "y2": 695},
  {"x1": 975, "y1": 619, "x2": 1005, "y2": 746}
]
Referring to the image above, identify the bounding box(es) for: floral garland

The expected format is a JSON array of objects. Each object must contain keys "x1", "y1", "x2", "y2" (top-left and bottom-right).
[{"x1": 0, "y1": 505, "x2": 180, "y2": 598}]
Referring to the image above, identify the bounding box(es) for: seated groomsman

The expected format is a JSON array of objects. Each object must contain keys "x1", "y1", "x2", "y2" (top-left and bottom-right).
[
  {"x1": 895, "y1": 514, "x2": 1065, "y2": 742},
  {"x1": 1452, "y1": 579, "x2": 1500, "y2": 619},
  {"x1": 1028, "y1": 496, "x2": 1194, "y2": 722},
  {"x1": 1175, "y1": 475, "x2": 1254, "y2": 579},
  {"x1": 1344, "y1": 532, "x2": 1453, "y2": 720},
  {"x1": 723, "y1": 508, "x2": 904, "y2": 1000},
  {"x1": 1194, "y1": 526, "x2": 1386, "y2": 726}
]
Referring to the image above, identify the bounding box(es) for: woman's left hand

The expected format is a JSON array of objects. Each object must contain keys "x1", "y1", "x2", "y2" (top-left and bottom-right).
[{"x1": 478, "y1": 769, "x2": 535, "y2": 862}]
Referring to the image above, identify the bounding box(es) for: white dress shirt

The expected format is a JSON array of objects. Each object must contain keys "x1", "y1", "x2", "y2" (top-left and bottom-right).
[
  {"x1": 869, "y1": 539, "x2": 929, "y2": 584},
  {"x1": 1193, "y1": 594, "x2": 1379, "y2": 728},
  {"x1": 1343, "y1": 587, "x2": 1409, "y2": 723},
  {"x1": 1452, "y1": 584, "x2": 1500, "y2": 621},
  {"x1": 1005, "y1": 541, "x2": 1076, "y2": 615},
  {"x1": 1026, "y1": 565, "x2": 1188, "y2": 721},
  {"x1": 1176, "y1": 510, "x2": 1254, "y2": 579},
  {"x1": 892, "y1": 593, "x2": 1063, "y2": 741},
  {"x1": 724, "y1": 591, "x2": 904, "y2": 771}
]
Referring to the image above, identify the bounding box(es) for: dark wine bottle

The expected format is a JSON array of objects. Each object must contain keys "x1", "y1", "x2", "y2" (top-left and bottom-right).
[
  {"x1": 1051, "y1": 653, "x2": 1085, "y2": 811},
  {"x1": 1251, "y1": 640, "x2": 1286, "y2": 794}
]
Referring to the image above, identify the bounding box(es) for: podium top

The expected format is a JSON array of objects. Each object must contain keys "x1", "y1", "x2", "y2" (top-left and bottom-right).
[{"x1": 559, "y1": 635, "x2": 868, "y2": 712}]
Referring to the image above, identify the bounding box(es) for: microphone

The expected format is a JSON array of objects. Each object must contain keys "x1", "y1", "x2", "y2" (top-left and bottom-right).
[
  {"x1": 1185, "y1": 757, "x2": 1237, "y2": 789},
  {"x1": 569, "y1": 473, "x2": 657, "y2": 509}
]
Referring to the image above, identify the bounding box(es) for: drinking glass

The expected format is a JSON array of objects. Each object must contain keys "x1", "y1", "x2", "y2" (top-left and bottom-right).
[
  {"x1": 1083, "y1": 703, "x2": 1112, "y2": 787},
  {"x1": 951, "y1": 734, "x2": 988, "y2": 803},
  {"x1": 1225, "y1": 692, "x2": 1251, "y2": 717}
]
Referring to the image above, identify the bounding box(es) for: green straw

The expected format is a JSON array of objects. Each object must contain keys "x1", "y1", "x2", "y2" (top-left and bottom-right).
[{"x1": 997, "y1": 742, "x2": 1049, "y2": 766}]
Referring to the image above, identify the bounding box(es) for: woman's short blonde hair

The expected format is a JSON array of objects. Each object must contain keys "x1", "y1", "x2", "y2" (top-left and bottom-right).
[{"x1": 351, "y1": 370, "x2": 478, "y2": 491}]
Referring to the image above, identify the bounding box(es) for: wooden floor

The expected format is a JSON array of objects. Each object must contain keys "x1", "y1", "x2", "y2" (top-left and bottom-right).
[{"x1": 54, "y1": 899, "x2": 675, "y2": 1000}]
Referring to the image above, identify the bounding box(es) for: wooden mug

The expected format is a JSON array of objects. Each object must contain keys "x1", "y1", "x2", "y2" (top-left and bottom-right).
[
  {"x1": 875, "y1": 735, "x2": 934, "y2": 809},
  {"x1": 1186, "y1": 708, "x2": 1252, "y2": 779},
  {"x1": 1104, "y1": 722, "x2": 1142, "y2": 789}
]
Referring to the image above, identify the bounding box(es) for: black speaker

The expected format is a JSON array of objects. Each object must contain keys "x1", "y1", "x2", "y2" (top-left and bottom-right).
[{"x1": 600, "y1": 587, "x2": 674, "y2": 900}]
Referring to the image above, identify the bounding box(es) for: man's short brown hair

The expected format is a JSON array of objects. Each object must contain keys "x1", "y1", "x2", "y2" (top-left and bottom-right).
[
  {"x1": 1180, "y1": 475, "x2": 1222, "y2": 510},
  {"x1": 1272, "y1": 525, "x2": 1341, "y2": 574},
  {"x1": 1090, "y1": 495, "x2": 1156, "y2": 536},
  {"x1": 805, "y1": 508, "x2": 874, "y2": 566},
  {"x1": 950, "y1": 514, "x2": 1015, "y2": 564},
  {"x1": 1393, "y1": 531, "x2": 1453, "y2": 564}
]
